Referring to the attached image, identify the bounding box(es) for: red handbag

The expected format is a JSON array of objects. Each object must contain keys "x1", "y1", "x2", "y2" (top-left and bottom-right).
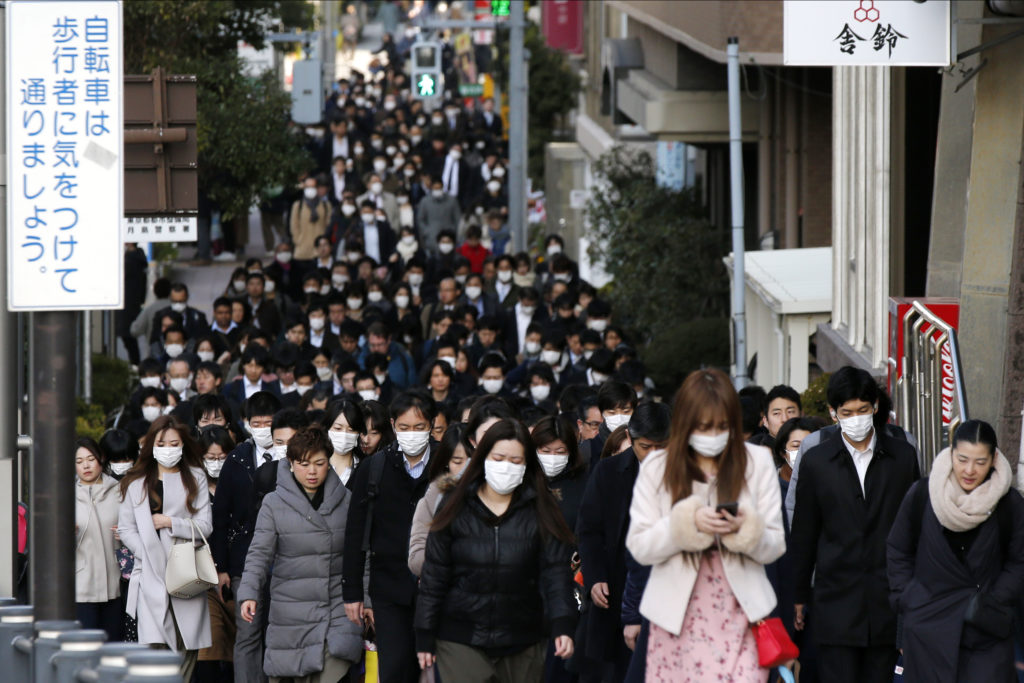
[{"x1": 751, "y1": 617, "x2": 799, "y2": 668}]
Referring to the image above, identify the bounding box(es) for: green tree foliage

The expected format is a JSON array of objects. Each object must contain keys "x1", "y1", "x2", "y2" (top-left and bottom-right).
[
  {"x1": 124, "y1": 1, "x2": 314, "y2": 220},
  {"x1": 493, "y1": 22, "x2": 581, "y2": 186},
  {"x1": 585, "y1": 146, "x2": 731, "y2": 390}
]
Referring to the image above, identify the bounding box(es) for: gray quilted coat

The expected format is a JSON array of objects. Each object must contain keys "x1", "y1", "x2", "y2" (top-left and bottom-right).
[{"x1": 238, "y1": 459, "x2": 362, "y2": 677}]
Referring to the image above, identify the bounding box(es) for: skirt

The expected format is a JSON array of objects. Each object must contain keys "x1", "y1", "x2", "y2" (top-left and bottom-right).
[{"x1": 646, "y1": 551, "x2": 766, "y2": 683}]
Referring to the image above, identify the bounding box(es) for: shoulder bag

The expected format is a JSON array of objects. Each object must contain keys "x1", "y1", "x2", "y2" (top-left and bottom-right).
[{"x1": 165, "y1": 519, "x2": 218, "y2": 599}]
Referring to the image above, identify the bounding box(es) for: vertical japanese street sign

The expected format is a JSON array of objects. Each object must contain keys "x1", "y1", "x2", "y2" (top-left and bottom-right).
[
  {"x1": 541, "y1": 0, "x2": 584, "y2": 56},
  {"x1": 7, "y1": 0, "x2": 123, "y2": 311},
  {"x1": 784, "y1": 0, "x2": 952, "y2": 66}
]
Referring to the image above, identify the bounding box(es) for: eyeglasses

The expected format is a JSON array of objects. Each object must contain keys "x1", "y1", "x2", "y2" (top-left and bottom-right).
[{"x1": 582, "y1": 420, "x2": 602, "y2": 430}]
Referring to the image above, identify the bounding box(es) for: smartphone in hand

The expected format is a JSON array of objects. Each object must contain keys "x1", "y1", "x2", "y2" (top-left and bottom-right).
[{"x1": 716, "y1": 502, "x2": 739, "y2": 516}]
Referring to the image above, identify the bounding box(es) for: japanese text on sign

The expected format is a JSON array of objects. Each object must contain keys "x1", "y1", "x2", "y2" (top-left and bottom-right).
[{"x1": 7, "y1": 0, "x2": 123, "y2": 311}]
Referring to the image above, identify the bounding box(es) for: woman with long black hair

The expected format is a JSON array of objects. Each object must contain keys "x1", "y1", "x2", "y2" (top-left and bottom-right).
[{"x1": 415, "y1": 419, "x2": 578, "y2": 682}]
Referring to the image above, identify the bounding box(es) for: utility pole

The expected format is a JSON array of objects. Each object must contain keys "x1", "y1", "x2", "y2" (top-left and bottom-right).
[
  {"x1": 322, "y1": 0, "x2": 337, "y2": 96},
  {"x1": 507, "y1": 0, "x2": 528, "y2": 253},
  {"x1": 727, "y1": 37, "x2": 749, "y2": 390}
]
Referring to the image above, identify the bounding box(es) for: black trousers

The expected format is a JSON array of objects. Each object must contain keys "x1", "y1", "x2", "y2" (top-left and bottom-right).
[
  {"x1": 373, "y1": 600, "x2": 419, "y2": 683},
  {"x1": 76, "y1": 598, "x2": 123, "y2": 641},
  {"x1": 817, "y1": 644, "x2": 898, "y2": 683}
]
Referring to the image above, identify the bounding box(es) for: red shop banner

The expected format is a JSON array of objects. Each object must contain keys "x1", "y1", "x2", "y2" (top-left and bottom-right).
[{"x1": 542, "y1": 0, "x2": 584, "y2": 55}]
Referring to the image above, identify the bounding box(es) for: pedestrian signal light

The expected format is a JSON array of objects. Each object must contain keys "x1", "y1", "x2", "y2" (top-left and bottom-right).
[
  {"x1": 416, "y1": 73, "x2": 437, "y2": 98},
  {"x1": 491, "y1": 0, "x2": 511, "y2": 17}
]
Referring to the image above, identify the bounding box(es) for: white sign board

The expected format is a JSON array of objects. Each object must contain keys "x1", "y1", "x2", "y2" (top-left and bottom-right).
[
  {"x1": 7, "y1": 0, "x2": 124, "y2": 311},
  {"x1": 784, "y1": 0, "x2": 952, "y2": 66},
  {"x1": 123, "y1": 216, "x2": 198, "y2": 243}
]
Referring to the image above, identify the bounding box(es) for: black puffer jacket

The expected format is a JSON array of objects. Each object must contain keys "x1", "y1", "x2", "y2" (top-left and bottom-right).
[{"x1": 414, "y1": 480, "x2": 577, "y2": 654}]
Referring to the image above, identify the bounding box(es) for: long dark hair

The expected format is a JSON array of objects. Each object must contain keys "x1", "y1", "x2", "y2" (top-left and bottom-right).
[
  {"x1": 426, "y1": 422, "x2": 471, "y2": 481},
  {"x1": 665, "y1": 369, "x2": 747, "y2": 505},
  {"x1": 120, "y1": 415, "x2": 204, "y2": 514},
  {"x1": 431, "y1": 419, "x2": 574, "y2": 544}
]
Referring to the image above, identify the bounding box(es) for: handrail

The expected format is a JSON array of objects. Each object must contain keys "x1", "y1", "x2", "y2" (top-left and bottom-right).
[{"x1": 894, "y1": 301, "x2": 968, "y2": 474}]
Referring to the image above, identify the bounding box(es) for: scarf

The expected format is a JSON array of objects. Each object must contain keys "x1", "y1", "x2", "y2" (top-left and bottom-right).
[{"x1": 928, "y1": 446, "x2": 1011, "y2": 532}]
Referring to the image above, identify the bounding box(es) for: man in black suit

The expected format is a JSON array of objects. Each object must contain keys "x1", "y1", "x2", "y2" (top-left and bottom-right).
[
  {"x1": 210, "y1": 390, "x2": 281, "y2": 683},
  {"x1": 472, "y1": 97, "x2": 503, "y2": 143},
  {"x1": 790, "y1": 367, "x2": 920, "y2": 683},
  {"x1": 150, "y1": 282, "x2": 209, "y2": 343},
  {"x1": 501, "y1": 287, "x2": 544, "y2": 359},
  {"x1": 575, "y1": 402, "x2": 670, "y2": 683},
  {"x1": 244, "y1": 272, "x2": 283, "y2": 339},
  {"x1": 221, "y1": 345, "x2": 281, "y2": 409}
]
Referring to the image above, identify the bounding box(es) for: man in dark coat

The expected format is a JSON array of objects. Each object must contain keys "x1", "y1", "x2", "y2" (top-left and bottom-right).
[
  {"x1": 574, "y1": 402, "x2": 669, "y2": 683},
  {"x1": 790, "y1": 367, "x2": 920, "y2": 683}
]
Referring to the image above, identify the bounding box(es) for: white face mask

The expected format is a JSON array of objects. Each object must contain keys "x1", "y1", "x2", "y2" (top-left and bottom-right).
[
  {"x1": 587, "y1": 319, "x2": 608, "y2": 332},
  {"x1": 481, "y1": 378, "x2": 504, "y2": 395},
  {"x1": 332, "y1": 273, "x2": 349, "y2": 287},
  {"x1": 519, "y1": 305, "x2": 535, "y2": 317},
  {"x1": 785, "y1": 449, "x2": 799, "y2": 467},
  {"x1": 538, "y1": 453, "x2": 569, "y2": 478},
  {"x1": 530, "y1": 384, "x2": 551, "y2": 402},
  {"x1": 140, "y1": 376, "x2": 162, "y2": 389},
  {"x1": 835, "y1": 411, "x2": 875, "y2": 442},
  {"x1": 401, "y1": 234, "x2": 416, "y2": 246},
  {"x1": 330, "y1": 430, "x2": 360, "y2": 454},
  {"x1": 369, "y1": 182, "x2": 384, "y2": 195},
  {"x1": 408, "y1": 273, "x2": 424, "y2": 287},
  {"x1": 438, "y1": 242, "x2": 454, "y2": 254},
  {"x1": 689, "y1": 431, "x2": 730, "y2": 458},
  {"x1": 109, "y1": 461, "x2": 133, "y2": 476},
  {"x1": 320, "y1": 284, "x2": 331, "y2": 296},
  {"x1": 277, "y1": 251, "x2": 293, "y2": 264},
  {"x1": 358, "y1": 389, "x2": 379, "y2": 402},
  {"x1": 152, "y1": 446, "x2": 183, "y2": 468},
  {"x1": 233, "y1": 279, "x2": 246, "y2": 292},
  {"x1": 487, "y1": 181, "x2": 501, "y2": 193},
  {"x1": 170, "y1": 301, "x2": 187, "y2": 313},
  {"x1": 169, "y1": 377, "x2": 191, "y2": 394},
  {"x1": 367, "y1": 290, "x2": 384, "y2": 303},
  {"x1": 525, "y1": 341, "x2": 541, "y2": 355},
  {"x1": 265, "y1": 279, "x2": 277, "y2": 294},
  {"x1": 270, "y1": 444, "x2": 288, "y2": 461},
  {"x1": 374, "y1": 373, "x2": 388, "y2": 386},
  {"x1": 197, "y1": 350, "x2": 215, "y2": 363},
  {"x1": 204, "y1": 459, "x2": 224, "y2": 479},
  {"x1": 410, "y1": 134, "x2": 422, "y2": 145},
  {"x1": 396, "y1": 430, "x2": 430, "y2": 456},
  {"x1": 604, "y1": 413, "x2": 630, "y2": 432},
  {"x1": 303, "y1": 186, "x2": 318, "y2": 200},
  {"x1": 347, "y1": 251, "x2": 362, "y2": 263},
  {"x1": 316, "y1": 366, "x2": 334, "y2": 381},
  {"x1": 164, "y1": 343, "x2": 184, "y2": 359},
  {"x1": 497, "y1": 270, "x2": 512, "y2": 283},
  {"x1": 547, "y1": 244, "x2": 562, "y2": 256},
  {"x1": 395, "y1": 295, "x2": 410, "y2": 309},
  {"x1": 341, "y1": 204, "x2": 357, "y2": 216},
  {"x1": 553, "y1": 272, "x2": 572, "y2": 283},
  {"x1": 373, "y1": 161, "x2": 387, "y2": 173},
  {"x1": 465, "y1": 285, "x2": 482, "y2": 300},
  {"x1": 439, "y1": 355, "x2": 456, "y2": 369},
  {"x1": 142, "y1": 405, "x2": 162, "y2": 422},
  {"x1": 432, "y1": 189, "x2": 445, "y2": 199},
  {"x1": 246, "y1": 423, "x2": 274, "y2": 449},
  {"x1": 347, "y1": 297, "x2": 363, "y2": 310},
  {"x1": 295, "y1": 384, "x2": 312, "y2": 396},
  {"x1": 304, "y1": 287, "x2": 319, "y2": 295},
  {"x1": 485, "y1": 459, "x2": 526, "y2": 495},
  {"x1": 493, "y1": 166, "x2": 506, "y2": 178},
  {"x1": 309, "y1": 316, "x2": 326, "y2": 331},
  {"x1": 540, "y1": 350, "x2": 561, "y2": 366}
]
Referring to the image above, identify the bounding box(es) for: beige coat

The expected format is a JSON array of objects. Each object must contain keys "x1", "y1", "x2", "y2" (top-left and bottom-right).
[
  {"x1": 289, "y1": 198, "x2": 330, "y2": 260},
  {"x1": 75, "y1": 476, "x2": 122, "y2": 603},
  {"x1": 407, "y1": 475, "x2": 458, "y2": 577},
  {"x1": 626, "y1": 444, "x2": 785, "y2": 636}
]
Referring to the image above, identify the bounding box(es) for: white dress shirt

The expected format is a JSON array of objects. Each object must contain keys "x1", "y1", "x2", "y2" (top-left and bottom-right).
[
  {"x1": 243, "y1": 377, "x2": 262, "y2": 399},
  {"x1": 442, "y1": 156, "x2": 460, "y2": 197},
  {"x1": 363, "y1": 222, "x2": 382, "y2": 263},
  {"x1": 332, "y1": 135, "x2": 349, "y2": 160},
  {"x1": 514, "y1": 303, "x2": 532, "y2": 353},
  {"x1": 841, "y1": 431, "x2": 877, "y2": 496},
  {"x1": 495, "y1": 281, "x2": 511, "y2": 303}
]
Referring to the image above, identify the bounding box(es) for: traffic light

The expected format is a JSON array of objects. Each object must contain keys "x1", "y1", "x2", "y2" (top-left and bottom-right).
[
  {"x1": 411, "y1": 41, "x2": 443, "y2": 100},
  {"x1": 491, "y1": 0, "x2": 511, "y2": 16}
]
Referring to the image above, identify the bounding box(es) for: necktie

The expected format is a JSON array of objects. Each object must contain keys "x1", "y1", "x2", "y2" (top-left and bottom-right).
[{"x1": 262, "y1": 452, "x2": 272, "y2": 464}]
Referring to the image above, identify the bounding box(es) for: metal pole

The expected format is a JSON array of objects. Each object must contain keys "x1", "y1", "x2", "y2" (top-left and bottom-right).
[
  {"x1": 322, "y1": 0, "x2": 337, "y2": 97},
  {"x1": 83, "y1": 312, "x2": 92, "y2": 404},
  {"x1": 30, "y1": 311, "x2": 78, "y2": 619},
  {"x1": 508, "y1": 0, "x2": 528, "y2": 253},
  {"x1": 0, "y1": 3, "x2": 21, "y2": 600},
  {"x1": 727, "y1": 37, "x2": 748, "y2": 389}
]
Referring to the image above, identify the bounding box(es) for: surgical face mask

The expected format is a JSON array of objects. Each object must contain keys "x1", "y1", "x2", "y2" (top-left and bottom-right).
[
  {"x1": 370, "y1": 138, "x2": 383, "y2": 150},
  {"x1": 347, "y1": 297, "x2": 363, "y2": 310},
  {"x1": 547, "y1": 244, "x2": 562, "y2": 256},
  {"x1": 438, "y1": 241, "x2": 454, "y2": 254},
  {"x1": 341, "y1": 203, "x2": 357, "y2": 217},
  {"x1": 587, "y1": 318, "x2": 608, "y2": 332},
  {"x1": 836, "y1": 412, "x2": 875, "y2": 442},
  {"x1": 367, "y1": 290, "x2": 384, "y2": 303},
  {"x1": 439, "y1": 355, "x2": 456, "y2": 369},
  {"x1": 373, "y1": 160, "x2": 387, "y2": 174},
  {"x1": 153, "y1": 446, "x2": 183, "y2": 468},
  {"x1": 265, "y1": 279, "x2": 277, "y2": 294},
  {"x1": 358, "y1": 389, "x2": 379, "y2": 402},
  {"x1": 404, "y1": 168, "x2": 416, "y2": 178},
  {"x1": 394, "y1": 157, "x2": 406, "y2": 169},
  {"x1": 553, "y1": 272, "x2": 572, "y2": 283},
  {"x1": 432, "y1": 189, "x2": 445, "y2": 199},
  {"x1": 296, "y1": 384, "x2": 312, "y2": 396},
  {"x1": 204, "y1": 458, "x2": 224, "y2": 479},
  {"x1": 330, "y1": 430, "x2": 360, "y2": 454},
  {"x1": 465, "y1": 285, "x2": 482, "y2": 300},
  {"x1": 497, "y1": 269, "x2": 512, "y2": 283},
  {"x1": 347, "y1": 251, "x2": 362, "y2": 262},
  {"x1": 140, "y1": 376, "x2": 162, "y2": 389},
  {"x1": 304, "y1": 287, "x2": 319, "y2": 295},
  {"x1": 484, "y1": 459, "x2": 525, "y2": 495},
  {"x1": 233, "y1": 279, "x2": 246, "y2": 292},
  {"x1": 689, "y1": 431, "x2": 730, "y2": 458},
  {"x1": 583, "y1": 350, "x2": 595, "y2": 361},
  {"x1": 475, "y1": 206, "x2": 485, "y2": 217},
  {"x1": 431, "y1": 116, "x2": 443, "y2": 125},
  {"x1": 591, "y1": 371, "x2": 609, "y2": 384},
  {"x1": 538, "y1": 453, "x2": 569, "y2": 478},
  {"x1": 450, "y1": 150, "x2": 462, "y2": 161},
  {"x1": 487, "y1": 181, "x2": 501, "y2": 193},
  {"x1": 170, "y1": 301, "x2": 187, "y2": 313},
  {"x1": 277, "y1": 251, "x2": 293, "y2": 264},
  {"x1": 525, "y1": 341, "x2": 541, "y2": 355},
  {"x1": 408, "y1": 273, "x2": 424, "y2": 287},
  {"x1": 320, "y1": 284, "x2": 331, "y2": 295},
  {"x1": 164, "y1": 343, "x2": 184, "y2": 359},
  {"x1": 394, "y1": 294, "x2": 410, "y2": 309},
  {"x1": 493, "y1": 166, "x2": 506, "y2": 178},
  {"x1": 303, "y1": 187, "x2": 318, "y2": 200},
  {"x1": 785, "y1": 449, "x2": 799, "y2": 467},
  {"x1": 270, "y1": 444, "x2": 288, "y2": 461},
  {"x1": 354, "y1": 145, "x2": 365, "y2": 155},
  {"x1": 455, "y1": 274, "x2": 467, "y2": 286},
  {"x1": 109, "y1": 461, "x2": 133, "y2": 476},
  {"x1": 530, "y1": 384, "x2": 551, "y2": 402},
  {"x1": 374, "y1": 372, "x2": 388, "y2": 385},
  {"x1": 246, "y1": 422, "x2": 274, "y2": 449},
  {"x1": 316, "y1": 366, "x2": 334, "y2": 381},
  {"x1": 332, "y1": 273, "x2": 349, "y2": 287},
  {"x1": 401, "y1": 234, "x2": 416, "y2": 246},
  {"x1": 309, "y1": 316, "x2": 326, "y2": 331},
  {"x1": 396, "y1": 430, "x2": 430, "y2": 456},
  {"x1": 540, "y1": 350, "x2": 561, "y2": 366},
  {"x1": 519, "y1": 305, "x2": 536, "y2": 317},
  {"x1": 169, "y1": 377, "x2": 191, "y2": 394},
  {"x1": 604, "y1": 413, "x2": 631, "y2": 432},
  {"x1": 142, "y1": 405, "x2": 162, "y2": 422},
  {"x1": 481, "y1": 378, "x2": 504, "y2": 395},
  {"x1": 410, "y1": 134, "x2": 422, "y2": 145},
  {"x1": 369, "y1": 181, "x2": 384, "y2": 195}
]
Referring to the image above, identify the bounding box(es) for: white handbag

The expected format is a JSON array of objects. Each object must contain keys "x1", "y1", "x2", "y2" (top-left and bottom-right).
[{"x1": 165, "y1": 519, "x2": 218, "y2": 599}]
